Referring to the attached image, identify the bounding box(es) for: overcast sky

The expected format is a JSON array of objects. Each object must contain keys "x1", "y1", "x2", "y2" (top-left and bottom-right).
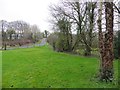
[
  {"x1": 0, "y1": 0, "x2": 119, "y2": 32},
  {"x1": 0, "y1": 0, "x2": 59, "y2": 32}
]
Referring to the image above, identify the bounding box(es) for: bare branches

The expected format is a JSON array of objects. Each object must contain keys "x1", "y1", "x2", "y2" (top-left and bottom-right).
[{"x1": 113, "y1": 3, "x2": 120, "y2": 14}]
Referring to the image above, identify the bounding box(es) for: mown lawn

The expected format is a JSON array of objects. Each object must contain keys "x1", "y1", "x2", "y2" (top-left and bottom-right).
[
  {"x1": 2, "y1": 45, "x2": 118, "y2": 88},
  {"x1": 0, "y1": 51, "x2": 2, "y2": 88}
]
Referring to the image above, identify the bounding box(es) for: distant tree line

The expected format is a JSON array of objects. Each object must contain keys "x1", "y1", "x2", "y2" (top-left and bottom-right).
[{"x1": 0, "y1": 20, "x2": 42, "y2": 50}]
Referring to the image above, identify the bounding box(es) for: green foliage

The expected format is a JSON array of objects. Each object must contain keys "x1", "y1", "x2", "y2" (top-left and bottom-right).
[
  {"x1": 47, "y1": 32, "x2": 58, "y2": 50},
  {"x1": 55, "y1": 37, "x2": 64, "y2": 52},
  {"x1": 2, "y1": 45, "x2": 118, "y2": 88},
  {"x1": 51, "y1": 17, "x2": 72, "y2": 52},
  {"x1": 114, "y1": 30, "x2": 120, "y2": 59}
]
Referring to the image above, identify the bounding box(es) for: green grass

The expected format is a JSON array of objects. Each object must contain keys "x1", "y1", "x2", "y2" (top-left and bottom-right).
[
  {"x1": 0, "y1": 51, "x2": 2, "y2": 89},
  {"x1": 2, "y1": 45, "x2": 118, "y2": 88}
]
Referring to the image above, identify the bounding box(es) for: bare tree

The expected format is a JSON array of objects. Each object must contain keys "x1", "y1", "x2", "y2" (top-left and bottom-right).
[
  {"x1": 31, "y1": 25, "x2": 42, "y2": 42},
  {"x1": 49, "y1": 1, "x2": 97, "y2": 55}
]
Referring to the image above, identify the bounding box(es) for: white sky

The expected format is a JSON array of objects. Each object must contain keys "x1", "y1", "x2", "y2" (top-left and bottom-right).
[
  {"x1": 0, "y1": 0, "x2": 59, "y2": 32},
  {"x1": 0, "y1": 0, "x2": 119, "y2": 32}
]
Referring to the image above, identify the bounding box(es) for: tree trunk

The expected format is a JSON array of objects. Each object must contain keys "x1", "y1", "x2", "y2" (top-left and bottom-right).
[
  {"x1": 98, "y1": 2, "x2": 114, "y2": 82},
  {"x1": 4, "y1": 43, "x2": 7, "y2": 50},
  {"x1": 84, "y1": 45, "x2": 91, "y2": 56},
  {"x1": 85, "y1": 2, "x2": 95, "y2": 56}
]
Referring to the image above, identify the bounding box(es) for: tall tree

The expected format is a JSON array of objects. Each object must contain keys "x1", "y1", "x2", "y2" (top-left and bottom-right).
[
  {"x1": 83, "y1": 2, "x2": 96, "y2": 56},
  {"x1": 98, "y1": 1, "x2": 114, "y2": 82}
]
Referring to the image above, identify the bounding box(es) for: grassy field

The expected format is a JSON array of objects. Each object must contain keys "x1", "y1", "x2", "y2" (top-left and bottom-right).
[
  {"x1": 2, "y1": 45, "x2": 118, "y2": 88},
  {"x1": 0, "y1": 51, "x2": 2, "y2": 88}
]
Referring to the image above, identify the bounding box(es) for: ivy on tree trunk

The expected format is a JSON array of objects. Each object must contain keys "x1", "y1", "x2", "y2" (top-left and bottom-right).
[{"x1": 98, "y1": 2, "x2": 114, "y2": 82}]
